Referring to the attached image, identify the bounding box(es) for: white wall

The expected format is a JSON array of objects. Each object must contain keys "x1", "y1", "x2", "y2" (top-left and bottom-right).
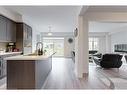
[
  {"x1": 99, "y1": 36, "x2": 106, "y2": 54},
  {"x1": 64, "y1": 37, "x2": 75, "y2": 57},
  {"x1": 89, "y1": 32, "x2": 107, "y2": 54},
  {"x1": 105, "y1": 34, "x2": 111, "y2": 53},
  {"x1": 110, "y1": 31, "x2": 127, "y2": 52},
  {"x1": 106, "y1": 24, "x2": 127, "y2": 52}
]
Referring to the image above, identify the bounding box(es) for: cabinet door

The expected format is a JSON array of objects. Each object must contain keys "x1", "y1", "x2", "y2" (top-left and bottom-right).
[
  {"x1": 23, "y1": 25, "x2": 32, "y2": 47},
  {"x1": 27, "y1": 26, "x2": 32, "y2": 43},
  {"x1": 7, "y1": 19, "x2": 16, "y2": 42},
  {"x1": 23, "y1": 25, "x2": 32, "y2": 54},
  {"x1": 27, "y1": 26, "x2": 32, "y2": 48},
  {"x1": 0, "y1": 16, "x2": 7, "y2": 42},
  {"x1": 23, "y1": 24, "x2": 28, "y2": 40},
  {"x1": 11, "y1": 21, "x2": 16, "y2": 42},
  {"x1": 2, "y1": 60, "x2": 6, "y2": 76}
]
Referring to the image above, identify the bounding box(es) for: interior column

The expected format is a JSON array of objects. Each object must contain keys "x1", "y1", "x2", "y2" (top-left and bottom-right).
[{"x1": 75, "y1": 15, "x2": 89, "y2": 78}]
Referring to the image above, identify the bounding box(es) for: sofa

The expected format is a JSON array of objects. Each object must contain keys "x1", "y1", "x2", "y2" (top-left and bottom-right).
[{"x1": 93, "y1": 54, "x2": 123, "y2": 68}]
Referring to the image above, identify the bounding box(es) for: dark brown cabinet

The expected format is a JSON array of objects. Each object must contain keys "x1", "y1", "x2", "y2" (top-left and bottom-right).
[
  {"x1": 16, "y1": 23, "x2": 32, "y2": 54},
  {"x1": 0, "y1": 15, "x2": 16, "y2": 42},
  {"x1": 7, "y1": 56, "x2": 52, "y2": 89}
]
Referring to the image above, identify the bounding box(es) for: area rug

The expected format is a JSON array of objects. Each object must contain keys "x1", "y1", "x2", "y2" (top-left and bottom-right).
[{"x1": 96, "y1": 67, "x2": 127, "y2": 89}]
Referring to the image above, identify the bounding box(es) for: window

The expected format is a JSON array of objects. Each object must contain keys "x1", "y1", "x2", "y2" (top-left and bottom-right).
[
  {"x1": 43, "y1": 37, "x2": 64, "y2": 57},
  {"x1": 89, "y1": 37, "x2": 99, "y2": 50}
]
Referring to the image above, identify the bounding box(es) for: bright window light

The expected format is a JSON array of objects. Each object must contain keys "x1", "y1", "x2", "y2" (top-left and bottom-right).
[{"x1": 47, "y1": 33, "x2": 52, "y2": 36}]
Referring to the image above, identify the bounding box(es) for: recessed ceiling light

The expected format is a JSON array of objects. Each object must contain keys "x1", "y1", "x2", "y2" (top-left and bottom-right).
[{"x1": 48, "y1": 33, "x2": 52, "y2": 36}]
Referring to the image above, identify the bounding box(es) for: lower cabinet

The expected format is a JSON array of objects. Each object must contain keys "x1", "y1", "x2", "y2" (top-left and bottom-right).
[
  {"x1": 0, "y1": 57, "x2": 6, "y2": 78},
  {"x1": 0, "y1": 53, "x2": 21, "y2": 79},
  {"x1": 0, "y1": 58, "x2": 2, "y2": 78},
  {"x1": 7, "y1": 56, "x2": 52, "y2": 89},
  {"x1": 2, "y1": 59, "x2": 7, "y2": 77}
]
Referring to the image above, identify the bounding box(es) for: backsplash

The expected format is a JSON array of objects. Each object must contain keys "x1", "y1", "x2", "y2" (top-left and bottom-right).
[{"x1": 0, "y1": 43, "x2": 7, "y2": 50}]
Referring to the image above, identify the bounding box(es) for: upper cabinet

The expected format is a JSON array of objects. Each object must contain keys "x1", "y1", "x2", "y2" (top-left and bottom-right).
[
  {"x1": 23, "y1": 24, "x2": 32, "y2": 47},
  {"x1": 16, "y1": 23, "x2": 32, "y2": 54},
  {"x1": 0, "y1": 15, "x2": 7, "y2": 42},
  {"x1": 0, "y1": 15, "x2": 16, "y2": 42},
  {"x1": 6, "y1": 19, "x2": 16, "y2": 42},
  {"x1": 0, "y1": 15, "x2": 32, "y2": 54}
]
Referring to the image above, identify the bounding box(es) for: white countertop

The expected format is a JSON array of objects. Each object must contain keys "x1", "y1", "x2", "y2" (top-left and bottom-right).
[
  {"x1": 4, "y1": 54, "x2": 52, "y2": 60},
  {"x1": 0, "y1": 52, "x2": 22, "y2": 56}
]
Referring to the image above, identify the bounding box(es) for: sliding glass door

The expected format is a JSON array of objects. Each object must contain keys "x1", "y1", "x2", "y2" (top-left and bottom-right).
[{"x1": 43, "y1": 37, "x2": 64, "y2": 57}]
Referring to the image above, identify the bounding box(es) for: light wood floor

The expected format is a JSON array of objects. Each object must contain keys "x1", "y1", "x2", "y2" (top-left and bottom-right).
[
  {"x1": 42, "y1": 58, "x2": 108, "y2": 89},
  {"x1": 1, "y1": 58, "x2": 127, "y2": 89},
  {"x1": 42, "y1": 58, "x2": 127, "y2": 89}
]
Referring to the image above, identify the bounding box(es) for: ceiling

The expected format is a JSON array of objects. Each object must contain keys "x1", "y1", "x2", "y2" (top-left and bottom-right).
[
  {"x1": 4, "y1": 6, "x2": 81, "y2": 33},
  {"x1": 89, "y1": 21, "x2": 127, "y2": 32},
  {"x1": 5, "y1": 6, "x2": 127, "y2": 33},
  {"x1": 87, "y1": 6, "x2": 127, "y2": 33},
  {"x1": 87, "y1": 6, "x2": 127, "y2": 12}
]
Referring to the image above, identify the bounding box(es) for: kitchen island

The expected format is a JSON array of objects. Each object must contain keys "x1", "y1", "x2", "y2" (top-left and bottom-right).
[{"x1": 5, "y1": 54, "x2": 53, "y2": 89}]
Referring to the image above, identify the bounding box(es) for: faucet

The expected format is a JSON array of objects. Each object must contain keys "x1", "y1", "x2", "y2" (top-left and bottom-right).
[{"x1": 36, "y1": 42, "x2": 43, "y2": 55}]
